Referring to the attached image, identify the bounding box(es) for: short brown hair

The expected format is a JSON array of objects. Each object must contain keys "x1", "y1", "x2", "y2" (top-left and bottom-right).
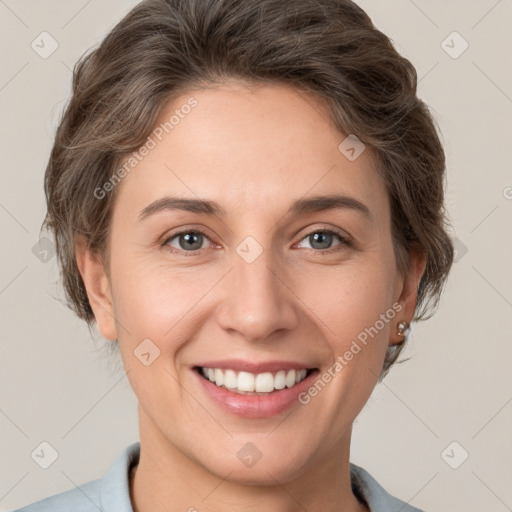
[{"x1": 42, "y1": 0, "x2": 454, "y2": 379}]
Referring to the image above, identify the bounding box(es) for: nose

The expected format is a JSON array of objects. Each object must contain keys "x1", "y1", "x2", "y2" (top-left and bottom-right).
[{"x1": 215, "y1": 243, "x2": 299, "y2": 342}]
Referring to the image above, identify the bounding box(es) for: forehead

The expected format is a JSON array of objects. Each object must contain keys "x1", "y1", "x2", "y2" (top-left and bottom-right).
[{"x1": 113, "y1": 80, "x2": 389, "y2": 222}]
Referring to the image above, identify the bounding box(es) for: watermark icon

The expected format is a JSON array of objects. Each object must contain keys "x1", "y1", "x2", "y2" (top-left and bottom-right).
[
  {"x1": 237, "y1": 442, "x2": 263, "y2": 468},
  {"x1": 236, "y1": 236, "x2": 264, "y2": 264},
  {"x1": 31, "y1": 441, "x2": 59, "y2": 469},
  {"x1": 32, "y1": 236, "x2": 56, "y2": 263},
  {"x1": 452, "y1": 237, "x2": 468, "y2": 263},
  {"x1": 31, "y1": 31, "x2": 59, "y2": 59},
  {"x1": 94, "y1": 97, "x2": 198, "y2": 200},
  {"x1": 134, "y1": 338, "x2": 161, "y2": 366},
  {"x1": 441, "y1": 31, "x2": 469, "y2": 60},
  {"x1": 298, "y1": 302, "x2": 403, "y2": 405},
  {"x1": 441, "y1": 441, "x2": 469, "y2": 469},
  {"x1": 503, "y1": 186, "x2": 512, "y2": 200},
  {"x1": 338, "y1": 134, "x2": 366, "y2": 161}
]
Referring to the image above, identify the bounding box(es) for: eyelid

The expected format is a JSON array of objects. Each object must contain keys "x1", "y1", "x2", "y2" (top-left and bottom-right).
[
  {"x1": 161, "y1": 226, "x2": 213, "y2": 249},
  {"x1": 161, "y1": 224, "x2": 353, "y2": 255},
  {"x1": 293, "y1": 226, "x2": 353, "y2": 253},
  {"x1": 294, "y1": 224, "x2": 352, "y2": 244}
]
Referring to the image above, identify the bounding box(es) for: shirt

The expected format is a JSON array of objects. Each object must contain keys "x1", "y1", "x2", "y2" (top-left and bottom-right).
[{"x1": 12, "y1": 441, "x2": 426, "y2": 512}]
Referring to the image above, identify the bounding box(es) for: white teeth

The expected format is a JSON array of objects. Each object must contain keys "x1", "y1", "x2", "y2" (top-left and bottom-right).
[
  {"x1": 255, "y1": 372, "x2": 274, "y2": 393},
  {"x1": 295, "y1": 369, "x2": 307, "y2": 384},
  {"x1": 224, "y1": 369, "x2": 237, "y2": 389},
  {"x1": 237, "y1": 371, "x2": 255, "y2": 392},
  {"x1": 274, "y1": 370, "x2": 286, "y2": 390},
  {"x1": 199, "y1": 367, "x2": 310, "y2": 394},
  {"x1": 214, "y1": 368, "x2": 224, "y2": 386},
  {"x1": 286, "y1": 370, "x2": 296, "y2": 388}
]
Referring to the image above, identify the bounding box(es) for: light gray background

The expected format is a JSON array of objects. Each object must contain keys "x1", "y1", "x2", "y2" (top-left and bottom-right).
[{"x1": 1, "y1": 1, "x2": 511, "y2": 511}]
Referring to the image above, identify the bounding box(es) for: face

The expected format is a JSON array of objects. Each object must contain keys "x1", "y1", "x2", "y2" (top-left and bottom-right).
[{"x1": 78, "y1": 80, "x2": 423, "y2": 485}]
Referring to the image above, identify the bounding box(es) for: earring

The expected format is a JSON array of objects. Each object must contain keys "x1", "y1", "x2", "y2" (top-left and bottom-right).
[{"x1": 397, "y1": 321, "x2": 409, "y2": 336}]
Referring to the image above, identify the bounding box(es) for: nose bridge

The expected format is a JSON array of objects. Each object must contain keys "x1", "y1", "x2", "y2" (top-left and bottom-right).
[{"x1": 216, "y1": 235, "x2": 298, "y2": 340}]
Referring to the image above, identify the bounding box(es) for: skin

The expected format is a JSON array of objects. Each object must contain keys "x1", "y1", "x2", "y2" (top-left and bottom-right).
[{"x1": 76, "y1": 79, "x2": 426, "y2": 512}]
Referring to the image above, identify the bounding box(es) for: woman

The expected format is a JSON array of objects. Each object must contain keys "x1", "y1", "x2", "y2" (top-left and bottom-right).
[{"x1": 14, "y1": 0, "x2": 453, "y2": 510}]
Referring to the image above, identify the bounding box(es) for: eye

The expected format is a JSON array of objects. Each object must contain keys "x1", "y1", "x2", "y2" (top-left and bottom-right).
[
  {"x1": 162, "y1": 227, "x2": 352, "y2": 256},
  {"x1": 163, "y1": 229, "x2": 212, "y2": 254},
  {"x1": 296, "y1": 228, "x2": 351, "y2": 253}
]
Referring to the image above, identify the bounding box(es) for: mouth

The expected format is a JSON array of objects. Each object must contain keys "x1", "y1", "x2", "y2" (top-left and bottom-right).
[
  {"x1": 193, "y1": 366, "x2": 317, "y2": 395},
  {"x1": 191, "y1": 358, "x2": 321, "y2": 418}
]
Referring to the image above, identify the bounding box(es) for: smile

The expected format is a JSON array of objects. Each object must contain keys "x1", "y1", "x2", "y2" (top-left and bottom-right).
[{"x1": 196, "y1": 367, "x2": 314, "y2": 395}]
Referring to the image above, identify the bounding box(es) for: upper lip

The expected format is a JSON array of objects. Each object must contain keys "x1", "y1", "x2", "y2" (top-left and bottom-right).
[{"x1": 194, "y1": 359, "x2": 317, "y2": 374}]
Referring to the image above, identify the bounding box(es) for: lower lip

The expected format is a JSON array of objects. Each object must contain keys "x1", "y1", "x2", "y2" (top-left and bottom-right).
[{"x1": 193, "y1": 368, "x2": 319, "y2": 418}]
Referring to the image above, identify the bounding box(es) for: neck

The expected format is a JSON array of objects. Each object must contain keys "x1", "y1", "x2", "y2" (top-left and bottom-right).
[{"x1": 130, "y1": 409, "x2": 369, "y2": 512}]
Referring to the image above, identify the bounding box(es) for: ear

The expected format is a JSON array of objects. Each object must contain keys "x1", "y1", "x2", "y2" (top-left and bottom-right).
[
  {"x1": 75, "y1": 236, "x2": 118, "y2": 341},
  {"x1": 389, "y1": 250, "x2": 427, "y2": 345}
]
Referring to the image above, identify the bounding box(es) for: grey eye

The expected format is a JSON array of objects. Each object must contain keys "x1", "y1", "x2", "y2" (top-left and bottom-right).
[
  {"x1": 297, "y1": 230, "x2": 346, "y2": 251},
  {"x1": 166, "y1": 231, "x2": 209, "y2": 251}
]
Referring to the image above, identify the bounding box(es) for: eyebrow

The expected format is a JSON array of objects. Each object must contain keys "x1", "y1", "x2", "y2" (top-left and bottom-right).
[{"x1": 137, "y1": 194, "x2": 373, "y2": 223}]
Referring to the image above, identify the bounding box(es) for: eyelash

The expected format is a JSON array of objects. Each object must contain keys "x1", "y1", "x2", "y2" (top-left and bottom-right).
[{"x1": 161, "y1": 227, "x2": 352, "y2": 256}]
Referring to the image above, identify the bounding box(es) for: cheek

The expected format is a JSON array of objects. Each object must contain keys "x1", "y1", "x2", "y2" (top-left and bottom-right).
[
  {"x1": 110, "y1": 262, "x2": 192, "y2": 408},
  {"x1": 110, "y1": 254, "x2": 211, "y2": 338},
  {"x1": 299, "y1": 260, "x2": 396, "y2": 337},
  {"x1": 295, "y1": 260, "x2": 397, "y2": 390}
]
